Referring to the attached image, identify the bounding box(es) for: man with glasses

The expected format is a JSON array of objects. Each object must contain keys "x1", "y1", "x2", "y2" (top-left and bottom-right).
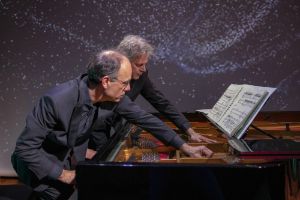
[
  {"x1": 88, "y1": 35, "x2": 216, "y2": 159},
  {"x1": 12, "y1": 49, "x2": 213, "y2": 200},
  {"x1": 11, "y1": 50, "x2": 131, "y2": 200}
]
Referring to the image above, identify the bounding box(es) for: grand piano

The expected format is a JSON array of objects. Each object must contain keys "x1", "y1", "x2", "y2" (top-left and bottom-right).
[{"x1": 76, "y1": 111, "x2": 300, "y2": 200}]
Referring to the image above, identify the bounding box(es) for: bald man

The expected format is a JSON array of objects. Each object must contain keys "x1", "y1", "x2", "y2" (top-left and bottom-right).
[{"x1": 11, "y1": 50, "x2": 133, "y2": 200}]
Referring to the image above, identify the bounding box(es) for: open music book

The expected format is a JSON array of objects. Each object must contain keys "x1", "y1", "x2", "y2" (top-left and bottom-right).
[{"x1": 197, "y1": 84, "x2": 276, "y2": 140}]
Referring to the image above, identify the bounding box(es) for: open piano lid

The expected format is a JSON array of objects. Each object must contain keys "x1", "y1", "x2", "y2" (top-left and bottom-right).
[{"x1": 197, "y1": 110, "x2": 300, "y2": 157}]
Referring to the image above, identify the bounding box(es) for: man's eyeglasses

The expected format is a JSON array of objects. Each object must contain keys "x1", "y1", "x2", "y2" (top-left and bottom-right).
[
  {"x1": 111, "y1": 78, "x2": 130, "y2": 88},
  {"x1": 133, "y1": 63, "x2": 146, "y2": 69}
]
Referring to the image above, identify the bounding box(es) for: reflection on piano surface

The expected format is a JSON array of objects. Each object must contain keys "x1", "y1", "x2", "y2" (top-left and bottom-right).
[{"x1": 76, "y1": 112, "x2": 300, "y2": 200}]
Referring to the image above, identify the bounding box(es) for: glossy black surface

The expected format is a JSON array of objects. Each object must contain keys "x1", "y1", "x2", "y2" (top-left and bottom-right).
[{"x1": 76, "y1": 161, "x2": 285, "y2": 200}]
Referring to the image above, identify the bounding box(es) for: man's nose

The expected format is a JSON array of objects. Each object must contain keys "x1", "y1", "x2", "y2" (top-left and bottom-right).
[
  {"x1": 140, "y1": 64, "x2": 146, "y2": 72},
  {"x1": 124, "y1": 83, "x2": 130, "y2": 92}
]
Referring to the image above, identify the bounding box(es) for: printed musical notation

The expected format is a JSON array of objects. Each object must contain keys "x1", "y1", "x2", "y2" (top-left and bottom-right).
[
  {"x1": 206, "y1": 84, "x2": 276, "y2": 138},
  {"x1": 208, "y1": 84, "x2": 242, "y2": 122}
]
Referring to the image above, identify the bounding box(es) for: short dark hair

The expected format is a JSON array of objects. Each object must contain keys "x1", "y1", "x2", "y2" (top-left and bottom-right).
[
  {"x1": 117, "y1": 35, "x2": 154, "y2": 61},
  {"x1": 87, "y1": 50, "x2": 125, "y2": 84}
]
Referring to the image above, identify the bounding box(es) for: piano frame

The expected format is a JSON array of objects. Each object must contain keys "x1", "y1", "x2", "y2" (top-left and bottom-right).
[{"x1": 76, "y1": 111, "x2": 300, "y2": 200}]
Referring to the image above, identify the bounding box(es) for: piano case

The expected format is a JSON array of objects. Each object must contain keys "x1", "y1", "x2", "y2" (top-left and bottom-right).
[{"x1": 237, "y1": 139, "x2": 300, "y2": 159}]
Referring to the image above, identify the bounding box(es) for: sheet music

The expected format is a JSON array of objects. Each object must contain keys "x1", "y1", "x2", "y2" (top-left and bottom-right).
[
  {"x1": 203, "y1": 84, "x2": 276, "y2": 138},
  {"x1": 234, "y1": 85, "x2": 276, "y2": 139},
  {"x1": 219, "y1": 86, "x2": 268, "y2": 136},
  {"x1": 207, "y1": 84, "x2": 242, "y2": 122}
]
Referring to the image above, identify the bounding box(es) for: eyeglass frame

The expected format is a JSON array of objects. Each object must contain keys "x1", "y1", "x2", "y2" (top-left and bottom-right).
[
  {"x1": 110, "y1": 77, "x2": 131, "y2": 88},
  {"x1": 132, "y1": 62, "x2": 147, "y2": 69}
]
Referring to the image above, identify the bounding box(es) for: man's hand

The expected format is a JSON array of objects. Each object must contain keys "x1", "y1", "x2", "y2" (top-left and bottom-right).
[
  {"x1": 86, "y1": 148, "x2": 97, "y2": 160},
  {"x1": 180, "y1": 143, "x2": 213, "y2": 158},
  {"x1": 186, "y1": 128, "x2": 217, "y2": 143},
  {"x1": 57, "y1": 169, "x2": 75, "y2": 184}
]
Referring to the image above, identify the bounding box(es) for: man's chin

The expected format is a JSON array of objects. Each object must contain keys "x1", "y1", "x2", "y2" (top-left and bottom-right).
[
  {"x1": 114, "y1": 95, "x2": 124, "y2": 102},
  {"x1": 132, "y1": 75, "x2": 140, "y2": 80}
]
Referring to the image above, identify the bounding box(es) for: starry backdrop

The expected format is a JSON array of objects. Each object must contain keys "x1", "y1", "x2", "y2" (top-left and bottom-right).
[{"x1": 0, "y1": 0, "x2": 299, "y2": 175}]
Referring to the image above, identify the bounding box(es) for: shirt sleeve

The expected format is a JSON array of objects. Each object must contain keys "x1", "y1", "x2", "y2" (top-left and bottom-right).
[
  {"x1": 115, "y1": 96, "x2": 185, "y2": 149},
  {"x1": 140, "y1": 73, "x2": 191, "y2": 132}
]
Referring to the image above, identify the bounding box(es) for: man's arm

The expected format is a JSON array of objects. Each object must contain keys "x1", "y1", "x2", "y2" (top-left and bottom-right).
[
  {"x1": 141, "y1": 73, "x2": 216, "y2": 143},
  {"x1": 140, "y1": 73, "x2": 190, "y2": 131},
  {"x1": 115, "y1": 96, "x2": 213, "y2": 157},
  {"x1": 13, "y1": 96, "x2": 64, "y2": 181}
]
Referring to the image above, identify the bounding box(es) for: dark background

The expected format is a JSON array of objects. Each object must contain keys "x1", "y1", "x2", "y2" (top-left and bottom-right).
[{"x1": 0, "y1": 0, "x2": 299, "y2": 175}]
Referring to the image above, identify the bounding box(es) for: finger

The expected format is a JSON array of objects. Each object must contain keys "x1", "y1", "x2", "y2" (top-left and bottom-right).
[
  {"x1": 207, "y1": 138, "x2": 217, "y2": 143},
  {"x1": 194, "y1": 137, "x2": 204, "y2": 142},
  {"x1": 203, "y1": 148, "x2": 213, "y2": 157},
  {"x1": 189, "y1": 135, "x2": 202, "y2": 143},
  {"x1": 202, "y1": 137, "x2": 217, "y2": 143},
  {"x1": 199, "y1": 146, "x2": 213, "y2": 157}
]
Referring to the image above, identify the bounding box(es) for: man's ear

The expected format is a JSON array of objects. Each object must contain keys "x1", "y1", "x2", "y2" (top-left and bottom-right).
[{"x1": 101, "y1": 76, "x2": 110, "y2": 89}]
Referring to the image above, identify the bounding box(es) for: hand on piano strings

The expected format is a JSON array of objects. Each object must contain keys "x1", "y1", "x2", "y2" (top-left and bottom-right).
[
  {"x1": 180, "y1": 143, "x2": 213, "y2": 158},
  {"x1": 186, "y1": 127, "x2": 217, "y2": 143}
]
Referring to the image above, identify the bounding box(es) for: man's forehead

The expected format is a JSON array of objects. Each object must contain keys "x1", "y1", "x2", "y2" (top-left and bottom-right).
[
  {"x1": 118, "y1": 60, "x2": 132, "y2": 77},
  {"x1": 132, "y1": 56, "x2": 148, "y2": 64}
]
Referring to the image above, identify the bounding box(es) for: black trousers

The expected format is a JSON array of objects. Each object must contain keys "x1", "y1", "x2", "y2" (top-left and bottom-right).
[
  {"x1": 11, "y1": 153, "x2": 75, "y2": 200},
  {"x1": 27, "y1": 181, "x2": 75, "y2": 200}
]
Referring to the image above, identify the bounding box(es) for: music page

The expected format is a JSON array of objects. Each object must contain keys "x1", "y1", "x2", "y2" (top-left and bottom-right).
[
  {"x1": 218, "y1": 86, "x2": 268, "y2": 136},
  {"x1": 207, "y1": 84, "x2": 242, "y2": 123}
]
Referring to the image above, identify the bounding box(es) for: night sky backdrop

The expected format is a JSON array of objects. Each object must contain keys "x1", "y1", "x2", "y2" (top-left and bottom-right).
[{"x1": 1, "y1": 0, "x2": 299, "y2": 175}]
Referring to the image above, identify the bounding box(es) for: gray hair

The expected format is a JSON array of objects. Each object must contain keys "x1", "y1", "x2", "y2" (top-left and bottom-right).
[
  {"x1": 117, "y1": 35, "x2": 154, "y2": 61},
  {"x1": 87, "y1": 50, "x2": 125, "y2": 84}
]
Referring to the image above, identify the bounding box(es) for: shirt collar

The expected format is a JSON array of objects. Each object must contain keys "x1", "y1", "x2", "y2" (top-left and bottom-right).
[{"x1": 78, "y1": 74, "x2": 94, "y2": 108}]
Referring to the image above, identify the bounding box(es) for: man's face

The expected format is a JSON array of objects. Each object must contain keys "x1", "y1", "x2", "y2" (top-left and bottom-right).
[
  {"x1": 104, "y1": 59, "x2": 132, "y2": 102},
  {"x1": 131, "y1": 53, "x2": 149, "y2": 80}
]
